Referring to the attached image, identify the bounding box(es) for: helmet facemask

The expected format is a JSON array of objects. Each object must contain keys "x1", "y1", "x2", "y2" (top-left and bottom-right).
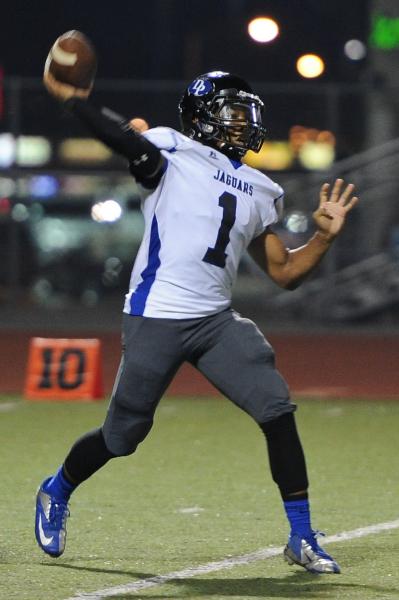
[{"x1": 197, "y1": 90, "x2": 266, "y2": 158}]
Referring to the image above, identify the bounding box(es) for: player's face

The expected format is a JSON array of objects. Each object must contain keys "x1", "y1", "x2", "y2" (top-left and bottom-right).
[
  {"x1": 219, "y1": 106, "x2": 247, "y2": 143},
  {"x1": 217, "y1": 102, "x2": 262, "y2": 147}
]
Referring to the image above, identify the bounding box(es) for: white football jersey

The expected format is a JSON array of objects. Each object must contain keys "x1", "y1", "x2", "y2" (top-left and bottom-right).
[{"x1": 124, "y1": 127, "x2": 283, "y2": 319}]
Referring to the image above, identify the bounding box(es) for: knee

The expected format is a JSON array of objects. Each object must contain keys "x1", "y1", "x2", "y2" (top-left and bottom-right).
[
  {"x1": 103, "y1": 419, "x2": 153, "y2": 457},
  {"x1": 119, "y1": 420, "x2": 153, "y2": 456},
  {"x1": 259, "y1": 410, "x2": 297, "y2": 437}
]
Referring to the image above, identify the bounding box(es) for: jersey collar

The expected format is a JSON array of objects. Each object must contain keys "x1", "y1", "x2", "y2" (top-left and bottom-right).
[{"x1": 228, "y1": 158, "x2": 243, "y2": 170}]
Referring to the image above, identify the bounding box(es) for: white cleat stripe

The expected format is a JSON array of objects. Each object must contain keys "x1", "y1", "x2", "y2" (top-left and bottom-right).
[{"x1": 38, "y1": 513, "x2": 54, "y2": 546}]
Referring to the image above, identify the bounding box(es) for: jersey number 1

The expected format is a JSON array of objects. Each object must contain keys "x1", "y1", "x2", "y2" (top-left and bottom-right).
[{"x1": 203, "y1": 191, "x2": 237, "y2": 268}]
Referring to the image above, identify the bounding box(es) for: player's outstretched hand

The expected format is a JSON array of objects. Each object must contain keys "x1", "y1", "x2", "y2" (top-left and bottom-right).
[
  {"x1": 313, "y1": 178, "x2": 358, "y2": 241},
  {"x1": 43, "y1": 67, "x2": 92, "y2": 103}
]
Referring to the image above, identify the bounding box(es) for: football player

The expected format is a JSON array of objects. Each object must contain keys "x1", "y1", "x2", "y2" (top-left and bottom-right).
[{"x1": 35, "y1": 69, "x2": 358, "y2": 573}]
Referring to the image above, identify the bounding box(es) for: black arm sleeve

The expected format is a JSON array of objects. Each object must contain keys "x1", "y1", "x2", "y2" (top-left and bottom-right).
[{"x1": 64, "y1": 98, "x2": 166, "y2": 188}]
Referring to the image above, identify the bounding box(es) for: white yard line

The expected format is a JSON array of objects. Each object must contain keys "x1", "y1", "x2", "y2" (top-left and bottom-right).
[
  {"x1": 65, "y1": 518, "x2": 399, "y2": 600},
  {"x1": 0, "y1": 401, "x2": 18, "y2": 412}
]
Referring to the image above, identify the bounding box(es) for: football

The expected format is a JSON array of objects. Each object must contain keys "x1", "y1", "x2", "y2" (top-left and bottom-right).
[{"x1": 45, "y1": 30, "x2": 97, "y2": 89}]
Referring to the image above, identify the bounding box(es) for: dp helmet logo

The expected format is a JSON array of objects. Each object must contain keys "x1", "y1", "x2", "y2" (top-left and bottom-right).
[{"x1": 188, "y1": 78, "x2": 213, "y2": 96}]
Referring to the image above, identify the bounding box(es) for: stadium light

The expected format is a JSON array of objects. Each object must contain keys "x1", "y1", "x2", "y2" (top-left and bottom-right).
[
  {"x1": 344, "y1": 39, "x2": 367, "y2": 60},
  {"x1": 296, "y1": 54, "x2": 325, "y2": 78},
  {"x1": 248, "y1": 17, "x2": 279, "y2": 43},
  {"x1": 91, "y1": 199, "x2": 123, "y2": 223}
]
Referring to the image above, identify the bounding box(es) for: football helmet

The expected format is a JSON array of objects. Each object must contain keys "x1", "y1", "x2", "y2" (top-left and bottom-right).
[{"x1": 178, "y1": 71, "x2": 266, "y2": 159}]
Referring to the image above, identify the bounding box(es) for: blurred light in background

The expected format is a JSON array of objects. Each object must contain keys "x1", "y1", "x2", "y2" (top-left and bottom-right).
[
  {"x1": 289, "y1": 125, "x2": 335, "y2": 170},
  {"x1": 0, "y1": 135, "x2": 52, "y2": 168},
  {"x1": 0, "y1": 197, "x2": 11, "y2": 216},
  {"x1": 62, "y1": 175, "x2": 101, "y2": 195},
  {"x1": 31, "y1": 279, "x2": 53, "y2": 304},
  {"x1": 0, "y1": 177, "x2": 16, "y2": 196},
  {"x1": 245, "y1": 142, "x2": 294, "y2": 170},
  {"x1": 284, "y1": 210, "x2": 309, "y2": 234},
  {"x1": 29, "y1": 203, "x2": 45, "y2": 222},
  {"x1": 344, "y1": 39, "x2": 367, "y2": 61},
  {"x1": 0, "y1": 134, "x2": 15, "y2": 168},
  {"x1": 298, "y1": 141, "x2": 335, "y2": 170},
  {"x1": 16, "y1": 136, "x2": 51, "y2": 167},
  {"x1": 247, "y1": 17, "x2": 279, "y2": 43},
  {"x1": 11, "y1": 203, "x2": 29, "y2": 222},
  {"x1": 59, "y1": 138, "x2": 112, "y2": 163},
  {"x1": 81, "y1": 289, "x2": 99, "y2": 307},
  {"x1": 102, "y1": 257, "x2": 123, "y2": 287},
  {"x1": 370, "y1": 13, "x2": 399, "y2": 50},
  {"x1": 289, "y1": 126, "x2": 336, "y2": 150},
  {"x1": 36, "y1": 219, "x2": 70, "y2": 251},
  {"x1": 296, "y1": 54, "x2": 325, "y2": 78},
  {"x1": 245, "y1": 126, "x2": 336, "y2": 171},
  {"x1": 91, "y1": 199, "x2": 123, "y2": 223},
  {"x1": 30, "y1": 176, "x2": 59, "y2": 198}
]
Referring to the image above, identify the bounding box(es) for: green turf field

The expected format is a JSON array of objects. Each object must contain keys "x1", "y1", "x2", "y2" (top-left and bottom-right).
[{"x1": 0, "y1": 394, "x2": 398, "y2": 600}]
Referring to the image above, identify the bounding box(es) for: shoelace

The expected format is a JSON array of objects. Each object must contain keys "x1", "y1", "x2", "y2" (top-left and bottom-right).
[
  {"x1": 310, "y1": 530, "x2": 326, "y2": 541},
  {"x1": 49, "y1": 502, "x2": 70, "y2": 527},
  {"x1": 306, "y1": 530, "x2": 335, "y2": 560}
]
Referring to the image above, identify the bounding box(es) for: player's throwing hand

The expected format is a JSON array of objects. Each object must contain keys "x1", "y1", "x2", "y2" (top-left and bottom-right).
[
  {"x1": 313, "y1": 178, "x2": 359, "y2": 241},
  {"x1": 43, "y1": 68, "x2": 91, "y2": 102},
  {"x1": 43, "y1": 68, "x2": 92, "y2": 102}
]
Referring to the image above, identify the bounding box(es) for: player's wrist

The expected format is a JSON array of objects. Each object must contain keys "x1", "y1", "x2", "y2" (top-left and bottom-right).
[{"x1": 314, "y1": 230, "x2": 336, "y2": 244}]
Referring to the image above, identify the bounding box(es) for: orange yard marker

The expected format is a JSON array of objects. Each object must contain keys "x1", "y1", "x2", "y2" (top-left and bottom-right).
[{"x1": 24, "y1": 338, "x2": 103, "y2": 401}]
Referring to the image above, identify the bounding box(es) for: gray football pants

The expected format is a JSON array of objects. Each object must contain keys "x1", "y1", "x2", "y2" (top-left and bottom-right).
[{"x1": 102, "y1": 309, "x2": 295, "y2": 456}]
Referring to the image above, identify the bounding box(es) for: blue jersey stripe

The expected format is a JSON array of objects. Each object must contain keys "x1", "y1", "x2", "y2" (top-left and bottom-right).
[
  {"x1": 229, "y1": 158, "x2": 243, "y2": 170},
  {"x1": 130, "y1": 215, "x2": 161, "y2": 315}
]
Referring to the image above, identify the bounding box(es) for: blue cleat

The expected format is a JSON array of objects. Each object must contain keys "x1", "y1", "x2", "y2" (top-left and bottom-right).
[
  {"x1": 284, "y1": 530, "x2": 341, "y2": 574},
  {"x1": 35, "y1": 477, "x2": 70, "y2": 557}
]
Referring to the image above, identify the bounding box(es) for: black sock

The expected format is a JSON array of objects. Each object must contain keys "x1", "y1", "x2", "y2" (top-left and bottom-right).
[
  {"x1": 260, "y1": 412, "x2": 309, "y2": 499},
  {"x1": 64, "y1": 428, "x2": 116, "y2": 485}
]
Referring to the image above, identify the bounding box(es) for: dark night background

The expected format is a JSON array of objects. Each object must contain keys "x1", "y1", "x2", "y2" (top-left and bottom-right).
[{"x1": 1, "y1": 0, "x2": 370, "y2": 83}]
